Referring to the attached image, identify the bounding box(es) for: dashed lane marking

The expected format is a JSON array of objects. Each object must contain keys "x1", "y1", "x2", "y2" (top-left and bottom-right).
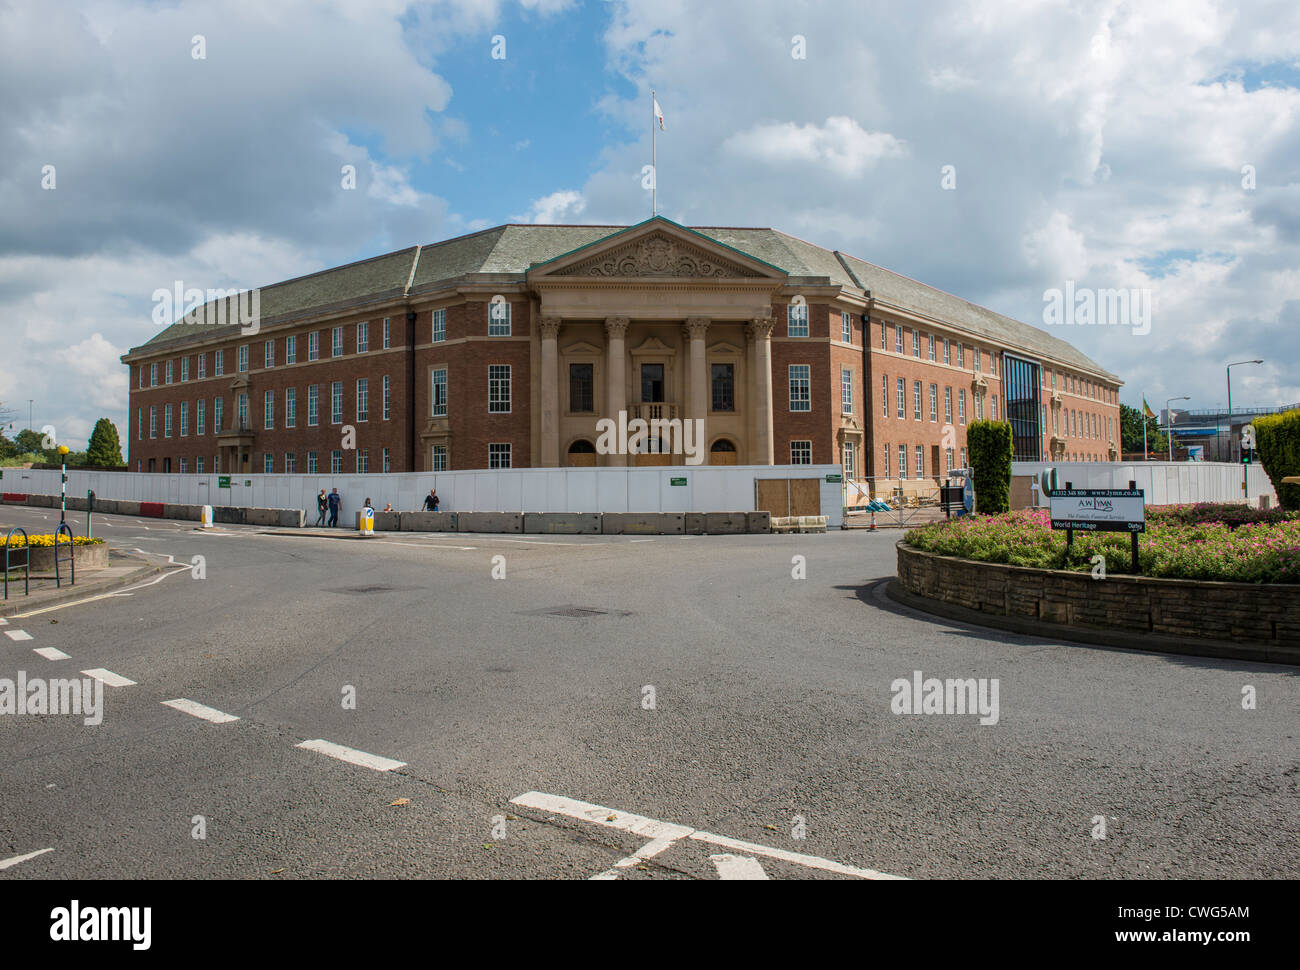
[
  {"x1": 0, "y1": 848, "x2": 54, "y2": 871},
  {"x1": 80, "y1": 668, "x2": 136, "y2": 687},
  {"x1": 510, "y1": 792, "x2": 905, "y2": 881},
  {"x1": 162, "y1": 698, "x2": 239, "y2": 723},
  {"x1": 33, "y1": 647, "x2": 70, "y2": 660},
  {"x1": 296, "y1": 739, "x2": 406, "y2": 772},
  {"x1": 710, "y1": 853, "x2": 769, "y2": 880},
  {"x1": 5, "y1": 630, "x2": 33, "y2": 641}
]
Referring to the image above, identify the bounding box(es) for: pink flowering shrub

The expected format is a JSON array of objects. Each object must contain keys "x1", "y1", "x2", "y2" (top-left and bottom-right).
[{"x1": 904, "y1": 506, "x2": 1300, "y2": 584}]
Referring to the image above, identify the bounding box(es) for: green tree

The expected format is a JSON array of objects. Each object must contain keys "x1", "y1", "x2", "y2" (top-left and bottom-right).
[
  {"x1": 1254, "y1": 408, "x2": 1300, "y2": 511},
  {"x1": 13, "y1": 428, "x2": 44, "y2": 454},
  {"x1": 85, "y1": 418, "x2": 124, "y2": 467},
  {"x1": 0, "y1": 431, "x2": 15, "y2": 460},
  {"x1": 1119, "y1": 404, "x2": 1168, "y2": 456},
  {"x1": 967, "y1": 419, "x2": 1013, "y2": 514}
]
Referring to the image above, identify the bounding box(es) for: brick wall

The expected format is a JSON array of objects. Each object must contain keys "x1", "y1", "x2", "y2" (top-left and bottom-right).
[{"x1": 896, "y1": 541, "x2": 1300, "y2": 647}]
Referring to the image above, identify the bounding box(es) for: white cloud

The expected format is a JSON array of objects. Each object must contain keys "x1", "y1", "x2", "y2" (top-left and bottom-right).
[
  {"x1": 519, "y1": 190, "x2": 587, "y2": 223},
  {"x1": 723, "y1": 117, "x2": 907, "y2": 177}
]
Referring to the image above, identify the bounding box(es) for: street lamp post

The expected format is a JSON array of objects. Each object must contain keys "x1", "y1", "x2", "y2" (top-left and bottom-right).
[
  {"x1": 1166, "y1": 396, "x2": 1190, "y2": 461},
  {"x1": 57, "y1": 444, "x2": 69, "y2": 525},
  {"x1": 1226, "y1": 360, "x2": 1263, "y2": 462}
]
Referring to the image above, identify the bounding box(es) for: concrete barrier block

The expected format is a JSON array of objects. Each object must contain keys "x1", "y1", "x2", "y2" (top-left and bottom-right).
[
  {"x1": 27, "y1": 494, "x2": 56, "y2": 508},
  {"x1": 685, "y1": 513, "x2": 706, "y2": 535},
  {"x1": 371, "y1": 510, "x2": 400, "y2": 532},
  {"x1": 746, "y1": 511, "x2": 771, "y2": 534},
  {"x1": 399, "y1": 511, "x2": 457, "y2": 532},
  {"x1": 602, "y1": 513, "x2": 685, "y2": 535},
  {"x1": 703, "y1": 512, "x2": 748, "y2": 535},
  {"x1": 66, "y1": 496, "x2": 89, "y2": 512},
  {"x1": 457, "y1": 511, "x2": 524, "y2": 534},
  {"x1": 94, "y1": 499, "x2": 120, "y2": 515},
  {"x1": 212, "y1": 506, "x2": 245, "y2": 525},
  {"x1": 163, "y1": 504, "x2": 202, "y2": 521},
  {"x1": 277, "y1": 509, "x2": 305, "y2": 529},
  {"x1": 1, "y1": 493, "x2": 28, "y2": 504},
  {"x1": 243, "y1": 508, "x2": 282, "y2": 526},
  {"x1": 523, "y1": 512, "x2": 601, "y2": 535},
  {"x1": 115, "y1": 500, "x2": 140, "y2": 516}
]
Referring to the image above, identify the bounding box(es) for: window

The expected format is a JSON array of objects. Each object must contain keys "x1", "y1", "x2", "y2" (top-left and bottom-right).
[
  {"x1": 432, "y1": 368, "x2": 447, "y2": 417},
  {"x1": 138, "y1": 367, "x2": 145, "y2": 389},
  {"x1": 166, "y1": 360, "x2": 173, "y2": 384},
  {"x1": 214, "y1": 350, "x2": 223, "y2": 376},
  {"x1": 960, "y1": 447, "x2": 968, "y2": 467},
  {"x1": 488, "y1": 442, "x2": 512, "y2": 468},
  {"x1": 356, "y1": 378, "x2": 369, "y2": 422},
  {"x1": 285, "y1": 453, "x2": 295, "y2": 474},
  {"x1": 928, "y1": 334, "x2": 936, "y2": 361},
  {"x1": 197, "y1": 354, "x2": 206, "y2": 379},
  {"x1": 331, "y1": 450, "x2": 343, "y2": 474},
  {"x1": 214, "y1": 397, "x2": 223, "y2": 433},
  {"x1": 149, "y1": 406, "x2": 157, "y2": 439},
  {"x1": 164, "y1": 404, "x2": 173, "y2": 437},
  {"x1": 432, "y1": 309, "x2": 446, "y2": 342},
  {"x1": 238, "y1": 345, "x2": 248, "y2": 372},
  {"x1": 178, "y1": 401, "x2": 188, "y2": 436},
  {"x1": 356, "y1": 450, "x2": 368, "y2": 474},
  {"x1": 787, "y1": 302, "x2": 809, "y2": 337},
  {"x1": 899, "y1": 444, "x2": 908, "y2": 480},
  {"x1": 788, "y1": 364, "x2": 811, "y2": 411},
  {"x1": 884, "y1": 444, "x2": 890, "y2": 478},
  {"x1": 196, "y1": 457, "x2": 204, "y2": 474},
  {"x1": 946, "y1": 447, "x2": 954, "y2": 472},
  {"x1": 489, "y1": 301, "x2": 511, "y2": 336},
  {"x1": 973, "y1": 348, "x2": 981, "y2": 373},
  {"x1": 179, "y1": 457, "x2": 187, "y2": 474},
  {"x1": 957, "y1": 343, "x2": 965, "y2": 368},
  {"x1": 263, "y1": 453, "x2": 273, "y2": 474},
  {"x1": 286, "y1": 335, "x2": 297, "y2": 364},
  {"x1": 308, "y1": 332, "x2": 319, "y2": 361},
  {"x1": 896, "y1": 377, "x2": 905, "y2": 418},
  {"x1": 488, "y1": 365, "x2": 511, "y2": 413},
  {"x1": 913, "y1": 381, "x2": 922, "y2": 420},
  {"x1": 841, "y1": 367, "x2": 854, "y2": 414},
  {"x1": 943, "y1": 339, "x2": 951, "y2": 365},
  {"x1": 307, "y1": 451, "x2": 318, "y2": 474},
  {"x1": 264, "y1": 340, "x2": 274, "y2": 368},
  {"x1": 357, "y1": 321, "x2": 369, "y2": 354},
  {"x1": 383, "y1": 317, "x2": 391, "y2": 349},
  {"x1": 882, "y1": 375, "x2": 889, "y2": 417},
  {"x1": 382, "y1": 375, "x2": 391, "y2": 420},
  {"x1": 929, "y1": 384, "x2": 938, "y2": 422},
  {"x1": 992, "y1": 394, "x2": 998, "y2": 419},
  {"x1": 181, "y1": 357, "x2": 189, "y2": 382},
  {"x1": 880, "y1": 321, "x2": 887, "y2": 349},
  {"x1": 842, "y1": 441, "x2": 856, "y2": 480},
  {"x1": 196, "y1": 399, "x2": 205, "y2": 436},
  {"x1": 959, "y1": 389, "x2": 967, "y2": 424},
  {"x1": 237, "y1": 393, "x2": 248, "y2": 428},
  {"x1": 790, "y1": 440, "x2": 812, "y2": 464},
  {"x1": 916, "y1": 445, "x2": 924, "y2": 479},
  {"x1": 974, "y1": 392, "x2": 983, "y2": 420},
  {"x1": 912, "y1": 330, "x2": 920, "y2": 357},
  {"x1": 893, "y1": 324, "x2": 902, "y2": 353},
  {"x1": 331, "y1": 326, "x2": 343, "y2": 357},
  {"x1": 432, "y1": 445, "x2": 447, "y2": 471},
  {"x1": 264, "y1": 390, "x2": 274, "y2": 429},
  {"x1": 841, "y1": 311, "x2": 852, "y2": 343},
  {"x1": 285, "y1": 387, "x2": 296, "y2": 428},
  {"x1": 331, "y1": 381, "x2": 343, "y2": 424},
  {"x1": 307, "y1": 385, "x2": 319, "y2": 426},
  {"x1": 945, "y1": 386, "x2": 952, "y2": 423},
  {"x1": 382, "y1": 448, "x2": 390, "y2": 473},
  {"x1": 137, "y1": 408, "x2": 142, "y2": 440}
]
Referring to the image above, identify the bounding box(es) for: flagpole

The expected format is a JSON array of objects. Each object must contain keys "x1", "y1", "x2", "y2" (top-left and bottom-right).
[
  {"x1": 1142, "y1": 393, "x2": 1148, "y2": 460},
  {"x1": 651, "y1": 89, "x2": 657, "y2": 217}
]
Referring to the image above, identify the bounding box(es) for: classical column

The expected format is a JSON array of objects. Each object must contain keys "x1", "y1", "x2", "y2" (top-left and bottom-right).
[
  {"x1": 539, "y1": 316, "x2": 562, "y2": 467},
  {"x1": 747, "y1": 316, "x2": 775, "y2": 465},
  {"x1": 682, "y1": 317, "x2": 710, "y2": 432},
  {"x1": 605, "y1": 316, "x2": 630, "y2": 466}
]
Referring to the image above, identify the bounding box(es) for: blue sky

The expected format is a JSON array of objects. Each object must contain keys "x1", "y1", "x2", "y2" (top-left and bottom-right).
[{"x1": 2, "y1": 0, "x2": 1299, "y2": 445}]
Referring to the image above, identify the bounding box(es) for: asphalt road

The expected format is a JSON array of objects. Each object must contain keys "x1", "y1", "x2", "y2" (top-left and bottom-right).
[{"x1": 1, "y1": 504, "x2": 1296, "y2": 880}]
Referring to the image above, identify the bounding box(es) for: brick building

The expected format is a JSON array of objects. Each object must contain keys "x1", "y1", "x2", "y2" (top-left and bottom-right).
[{"x1": 121, "y1": 217, "x2": 1122, "y2": 491}]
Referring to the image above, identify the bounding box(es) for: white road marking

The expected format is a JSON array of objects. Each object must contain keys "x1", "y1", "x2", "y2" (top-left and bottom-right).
[
  {"x1": 296, "y1": 739, "x2": 405, "y2": 772},
  {"x1": 5, "y1": 629, "x2": 33, "y2": 641},
  {"x1": 33, "y1": 646, "x2": 69, "y2": 660},
  {"x1": 162, "y1": 698, "x2": 239, "y2": 723},
  {"x1": 80, "y1": 668, "x2": 136, "y2": 687},
  {"x1": 11, "y1": 567, "x2": 188, "y2": 617},
  {"x1": 0, "y1": 617, "x2": 8, "y2": 624},
  {"x1": 510, "y1": 791, "x2": 905, "y2": 881},
  {"x1": 0, "y1": 848, "x2": 53, "y2": 870},
  {"x1": 710, "y1": 853, "x2": 769, "y2": 880}
]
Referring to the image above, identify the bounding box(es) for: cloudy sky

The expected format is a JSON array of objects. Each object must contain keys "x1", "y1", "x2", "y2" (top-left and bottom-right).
[{"x1": 3, "y1": 0, "x2": 1298, "y2": 447}]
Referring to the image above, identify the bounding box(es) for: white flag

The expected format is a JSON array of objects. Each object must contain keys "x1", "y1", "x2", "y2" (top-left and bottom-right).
[{"x1": 653, "y1": 96, "x2": 665, "y2": 131}]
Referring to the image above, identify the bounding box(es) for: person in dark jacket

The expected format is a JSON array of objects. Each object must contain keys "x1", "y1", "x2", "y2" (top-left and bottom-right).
[
  {"x1": 315, "y1": 489, "x2": 328, "y2": 526},
  {"x1": 327, "y1": 488, "x2": 342, "y2": 527},
  {"x1": 422, "y1": 489, "x2": 440, "y2": 511}
]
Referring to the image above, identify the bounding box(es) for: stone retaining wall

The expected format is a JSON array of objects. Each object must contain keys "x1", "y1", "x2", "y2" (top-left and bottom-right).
[{"x1": 896, "y1": 541, "x2": 1300, "y2": 647}]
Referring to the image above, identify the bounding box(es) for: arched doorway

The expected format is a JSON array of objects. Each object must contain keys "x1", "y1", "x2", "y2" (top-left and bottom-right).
[
  {"x1": 567, "y1": 439, "x2": 597, "y2": 467},
  {"x1": 709, "y1": 438, "x2": 738, "y2": 466}
]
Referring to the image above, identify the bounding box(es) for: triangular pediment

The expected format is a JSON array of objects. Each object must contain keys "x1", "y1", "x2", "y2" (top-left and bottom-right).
[
  {"x1": 528, "y1": 218, "x2": 785, "y2": 282},
  {"x1": 708, "y1": 340, "x2": 744, "y2": 355},
  {"x1": 561, "y1": 340, "x2": 603, "y2": 355},
  {"x1": 630, "y1": 336, "x2": 675, "y2": 355}
]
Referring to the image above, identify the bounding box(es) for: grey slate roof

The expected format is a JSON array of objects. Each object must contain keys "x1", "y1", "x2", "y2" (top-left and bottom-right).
[{"x1": 131, "y1": 218, "x2": 1118, "y2": 381}]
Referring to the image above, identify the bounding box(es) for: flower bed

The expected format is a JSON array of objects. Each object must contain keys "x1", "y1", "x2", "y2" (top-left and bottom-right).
[
  {"x1": 2, "y1": 534, "x2": 104, "y2": 548},
  {"x1": 2, "y1": 535, "x2": 107, "y2": 572},
  {"x1": 904, "y1": 506, "x2": 1300, "y2": 584}
]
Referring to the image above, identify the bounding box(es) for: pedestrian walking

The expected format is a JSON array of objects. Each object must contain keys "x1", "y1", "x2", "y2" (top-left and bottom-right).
[
  {"x1": 315, "y1": 489, "x2": 327, "y2": 527},
  {"x1": 423, "y1": 488, "x2": 440, "y2": 512},
  {"x1": 328, "y1": 487, "x2": 342, "y2": 527}
]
